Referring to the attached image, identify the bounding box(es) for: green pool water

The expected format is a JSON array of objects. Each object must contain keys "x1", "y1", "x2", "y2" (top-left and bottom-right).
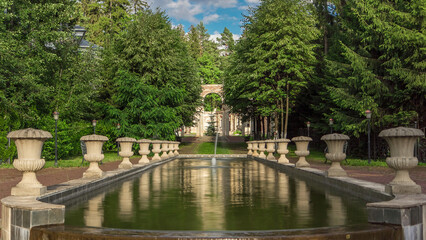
[{"x1": 64, "y1": 158, "x2": 368, "y2": 231}]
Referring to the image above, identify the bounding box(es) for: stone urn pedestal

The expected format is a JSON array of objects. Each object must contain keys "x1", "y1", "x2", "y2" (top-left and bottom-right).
[
  {"x1": 117, "y1": 137, "x2": 136, "y2": 169},
  {"x1": 137, "y1": 139, "x2": 151, "y2": 164},
  {"x1": 168, "y1": 142, "x2": 174, "y2": 158},
  {"x1": 265, "y1": 140, "x2": 276, "y2": 161},
  {"x1": 81, "y1": 134, "x2": 109, "y2": 179},
  {"x1": 252, "y1": 141, "x2": 259, "y2": 157},
  {"x1": 292, "y1": 136, "x2": 312, "y2": 168},
  {"x1": 276, "y1": 139, "x2": 290, "y2": 164},
  {"x1": 7, "y1": 128, "x2": 52, "y2": 196},
  {"x1": 258, "y1": 141, "x2": 267, "y2": 159},
  {"x1": 174, "y1": 142, "x2": 180, "y2": 156},
  {"x1": 247, "y1": 141, "x2": 253, "y2": 156},
  {"x1": 161, "y1": 141, "x2": 169, "y2": 160},
  {"x1": 379, "y1": 127, "x2": 424, "y2": 195},
  {"x1": 151, "y1": 140, "x2": 162, "y2": 161},
  {"x1": 321, "y1": 134, "x2": 349, "y2": 177}
]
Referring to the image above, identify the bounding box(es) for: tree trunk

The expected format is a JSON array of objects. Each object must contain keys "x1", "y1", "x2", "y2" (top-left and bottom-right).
[
  {"x1": 284, "y1": 83, "x2": 290, "y2": 139},
  {"x1": 260, "y1": 116, "x2": 263, "y2": 140},
  {"x1": 281, "y1": 99, "x2": 284, "y2": 138}
]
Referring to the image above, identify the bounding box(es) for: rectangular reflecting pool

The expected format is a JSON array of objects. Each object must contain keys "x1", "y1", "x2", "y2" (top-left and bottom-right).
[{"x1": 64, "y1": 158, "x2": 368, "y2": 231}]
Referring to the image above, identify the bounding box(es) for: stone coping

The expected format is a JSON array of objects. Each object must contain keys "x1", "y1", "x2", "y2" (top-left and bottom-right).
[
  {"x1": 251, "y1": 156, "x2": 393, "y2": 202},
  {"x1": 178, "y1": 154, "x2": 247, "y2": 159},
  {"x1": 38, "y1": 158, "x2": 177, "y2": 205},
  {"x1": 31, "y1": 223, "x2": 402, "y2": 239},
  {"x1": 367, "y1": 194, "x2": 426, "y2": 209}
]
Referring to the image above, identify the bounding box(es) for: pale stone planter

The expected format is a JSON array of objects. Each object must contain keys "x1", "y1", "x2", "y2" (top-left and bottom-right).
[
  {"x1": 137, "y1": 139, "x2": 151, "y2": 164},
  {"x1": 247, "y1": 141, "x2": 253, "y2": 156},
  {"x1": 265, "y1": 140, "x2": 276, "y2": 161},
  {"x1": 7, "y1": 128, "x2": 52, "y2": 196},
  {"x1": 276, "y1": 139, "x2": 291, "y2": 163},
  {"x1": 252, "y1": 141, "x2": 259, "y2": 157},
  {"x1": 258, "y1": 141, "x2": 267, "y2": 159},
  {"x1": 81, "y1": 134, "x2": 109, "y2": 178},
  {"x1": 151, "y1": 140, "x2": 162, "y2": 161},
  {"x1": 174, "y1": 142, "x2": 180, "y2": 156},
  {"x1": 379, "y1": 127, "x2": 424, "y2": 195},
  {"x1": 168, "y1": 142, "x2": 174, "y2": 157},
  {"x1": 116, "y1": 137, "x2": 136, "y2": 169},
  {"x1": 161, "y1": 141, "x2": 169, "y2": 160},
  {"x1": 292, "y1": 136, "x2": 312, "y2": 168},
  {"x1": 321, "y1": 134, "x2": 349, "y2": 177}
]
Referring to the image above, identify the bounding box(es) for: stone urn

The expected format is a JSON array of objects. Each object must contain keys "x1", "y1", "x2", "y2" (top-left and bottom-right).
[
  {"x1": 379, "y1": 127, "x2": 424, "y2": 195},
  {"x1": 168, "y1": 142, "x2": 174, "y2": 157},
  {"x1": 258, "y1": 141, "x2": 267, "y2": 159},
  {"x1": 174, "y1": 142, "x2": 180, "y2": 156},
  {"x1": 276, "y1": 139, "x2": 291, "y2": 163},
  {"x1": 247, "y1": 141, "x2": 253, "y2": 156},
  {"x1": 252, "y1": 141, "x2": 259, "y2": 157},
  {"x1": 161, "y1": 141, "x2": 169, "y2": 160},
  {"x1": 321, "y1": 133, "x2": 349, "y2": 177},
  {"x1": 137, "y1": 139, "x2": 151, "y2": 164},
  {"x1": 81, "y1": 134, "x2": 109, "y2": 178},
  {"x1": 116, "y1": 137, "x2": 136, "y2": 169},
  {"x1": 265, "y1": 140, "x2": 276, "y2": 161},
  {"x1": 292, "y1": 136, "x2": 312, "y2": 168},
  {"x1": 151, "y1": 140, "x2": 162, "y2": 161},
  {"x1": 7, "y1": 128, "x2": 52, "y2": 196}
]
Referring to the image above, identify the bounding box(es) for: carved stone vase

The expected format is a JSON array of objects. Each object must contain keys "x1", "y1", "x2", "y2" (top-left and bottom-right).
[
  {"x1": 379, "y1": 127, "x2": 424, "y2": 195},
  {"x1": 81, "y1": 134, "x2": 109, "y2": 178},
  {"x1": 292, "y1": 136, "x2": 312, "y2": 168},
  {"x1": 276, "y1": 139, "x2": 291, "y2": 164},
  {"x1": 7, "y1": 128, "x2": 52, "y2": 196},
  {"x1": 151, "y1": 140, "x2": 162, "y2": 161},
  {"x1": 252, "y1": 141, "x2": 259, "y2": 157},
  {"x1": 161, "y1": 141, "x2": 169, "y2": 160},
  {"x1": 258, "y1": 141, "x2": 267, "y2": 159},
  {"x1": 321, "y1": 133, "x2": 349, "y2": 177},
  {"x1": 117, "y1": 137, "x2": 136, "y2": 169},
  {"x1": 265, "y1": 140, "x2": 276, "y2": 161},
  {"x1": 137, "y1": 139, "x2": 151, "y2": 164},
  {"x1": 247, "y1": 141, "x2": 253, "y2": 156}
]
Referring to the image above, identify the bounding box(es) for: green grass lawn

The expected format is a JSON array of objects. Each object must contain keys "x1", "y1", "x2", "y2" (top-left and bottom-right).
[{"x1": 0, "y1": 152, "x2": 135, "y2": 169}]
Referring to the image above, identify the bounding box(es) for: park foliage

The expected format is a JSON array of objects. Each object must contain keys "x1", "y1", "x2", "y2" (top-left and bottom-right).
[{"x1": 0, "y1": 0, "x2": 424, "y2": 162}]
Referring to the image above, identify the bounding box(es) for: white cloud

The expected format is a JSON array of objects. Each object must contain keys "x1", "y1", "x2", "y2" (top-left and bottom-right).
[
  {"x1": 209, "y1": 31, "x2": 241, "y2": 43},
  {"x1": 202, "y1": 14, "x2": 220, "y2": 24},
  {"x1": 209, "y1": 31, "x2": 221, "y2": 43},
  {"x1": 165, "y1": 0, "x2": 203, "y2": 23},
  {"x1": 245, "y1": 0, "x2": 260, "y2": 3},
  {"x1": 147, "y1": 0, "x2": 239, "y2": 25}
]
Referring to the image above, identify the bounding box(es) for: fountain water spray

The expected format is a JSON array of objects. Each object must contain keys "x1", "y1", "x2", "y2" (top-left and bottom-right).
[{"x1": 212, "y1": 132, "x2": 219, "y2": 166}]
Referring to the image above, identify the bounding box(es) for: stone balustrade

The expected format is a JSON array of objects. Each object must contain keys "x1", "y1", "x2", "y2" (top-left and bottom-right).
[
  {"x1": 7, "y1": 128, "x2": 52, "y2": 196},
  {"x1": 137, "y1": 139, "x2": 151, "y2": 164},
  {"x1": 116, "y1": 137, "x2": 136, "y2": 169},
  {"x1": 81, "y1": 134, "x2": 109, "y2": 178}
]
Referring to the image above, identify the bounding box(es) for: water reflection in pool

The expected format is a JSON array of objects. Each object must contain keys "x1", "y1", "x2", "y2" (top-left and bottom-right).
[{"x1": 65, "y1": 159, "x2": 367, "y2": 231}]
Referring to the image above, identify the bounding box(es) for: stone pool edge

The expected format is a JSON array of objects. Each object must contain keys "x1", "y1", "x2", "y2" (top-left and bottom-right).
[{"x1": 1, "y1": 157, "x2": 176, "y2": 240}]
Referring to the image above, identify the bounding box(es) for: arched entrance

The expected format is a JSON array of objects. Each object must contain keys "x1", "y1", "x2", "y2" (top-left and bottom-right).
[{"x1": 188, "y1": 84, "x2": 250, "y2": 137}]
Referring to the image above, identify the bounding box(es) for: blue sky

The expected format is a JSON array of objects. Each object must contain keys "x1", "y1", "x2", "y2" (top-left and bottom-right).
[{"x1": 146, "y1": 0, "x2": 261, "y2": 40}]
